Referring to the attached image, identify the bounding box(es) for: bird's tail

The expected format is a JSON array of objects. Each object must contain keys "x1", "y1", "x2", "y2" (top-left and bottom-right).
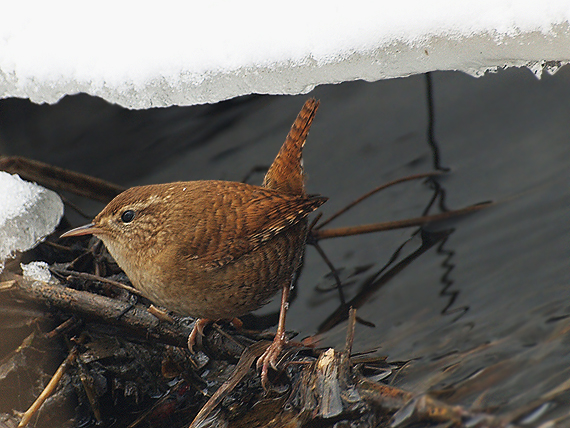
[{"x1": 262, "y1": 98, "x2": 320, "y2": 196}]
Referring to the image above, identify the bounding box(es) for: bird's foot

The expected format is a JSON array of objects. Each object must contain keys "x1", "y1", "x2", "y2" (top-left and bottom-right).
[
  {"x1": 187, "y1": 318, "x2": 211, "y2": 353},
  {"x1": 256, "y1": 334, "x2": 286, "y2": 389}
]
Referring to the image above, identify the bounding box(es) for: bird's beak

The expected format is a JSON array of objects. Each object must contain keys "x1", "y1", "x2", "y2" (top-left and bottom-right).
[{"x1": 60, "y1": 223, "x2": 102, "y2": 238}]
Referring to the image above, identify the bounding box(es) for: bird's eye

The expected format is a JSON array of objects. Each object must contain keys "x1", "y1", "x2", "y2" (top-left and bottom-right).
[{"x1": 121, "y1": 210, "x2": 136, "y2": 223}]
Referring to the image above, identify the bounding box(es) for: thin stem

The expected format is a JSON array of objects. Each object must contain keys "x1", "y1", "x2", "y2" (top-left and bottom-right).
[
  {"x1": 315, "y1": 171, "x2": 443, "y2": 230},
  {"x1": 312, "y1": 202, "x2": 492, "y2": 240}
]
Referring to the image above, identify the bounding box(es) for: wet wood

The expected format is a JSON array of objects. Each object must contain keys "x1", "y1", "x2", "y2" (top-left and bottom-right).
[{"x1": 1, "y1": 275, "x2": 190, "y2": 348}]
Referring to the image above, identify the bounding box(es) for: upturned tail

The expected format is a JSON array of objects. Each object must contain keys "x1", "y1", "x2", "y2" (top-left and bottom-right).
[{"x1": 262, "y1": 98, "x2": 320, "y2": 196}]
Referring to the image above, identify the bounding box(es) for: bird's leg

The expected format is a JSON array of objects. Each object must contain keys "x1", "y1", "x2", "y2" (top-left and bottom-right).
[
  {"x1": 257, "y1": 282, "x2": 291, "y2": 388},
  {"x1": 187, "y1": 318, "x2": 211, "y2": 353}
]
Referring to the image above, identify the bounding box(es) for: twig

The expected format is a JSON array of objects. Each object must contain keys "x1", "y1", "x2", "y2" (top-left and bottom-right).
[
  {"x1": 147, "y1": 305, "x2": 175, "y2": 323},
  {"x1": 344, "y1": 308, "x2": 357, "y2": 358},
  {"x1": 315, "y1": 172, "x2": 444, "y2": 230},
  {"x1": 44, "y1": 317, "x2": 78, "y2": 339},
  {"x1": 189, "y1": 341, "x2": 271, "y2": 428},
  {"x1": 18, "y1": 347, "x2": 78, "y2": 427},
  {"x1": 51, "y1": 267, "x2": 143, "y2": 296},
  {"x1": 211, "y1": 323, "x2": 248, "y2": 352},
  {"x1": 41, "y1": 240, "x2": 74, "y2": 252},
  {"x1": 340, "y1": 308, "x2": 357, "y2": 378},
  {"x1": 0, "y1": 156, "x2": 124, "y2": 203},
  {"x1": 312, "y1": 201, "x2": 492, "y2": 240}
]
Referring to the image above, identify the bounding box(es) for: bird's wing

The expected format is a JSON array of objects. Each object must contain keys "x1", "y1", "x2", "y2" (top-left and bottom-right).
[{"x1": 183, "y1": 187, "x2": 326, "y2": 268}]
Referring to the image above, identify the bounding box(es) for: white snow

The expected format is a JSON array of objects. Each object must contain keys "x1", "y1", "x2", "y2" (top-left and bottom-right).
[
  {"x1": 1, "y1": 1, "x2": 570, "y2": 108},
  {"x1": 0, "y1": 172, "x2": 64, "y2": 273}
]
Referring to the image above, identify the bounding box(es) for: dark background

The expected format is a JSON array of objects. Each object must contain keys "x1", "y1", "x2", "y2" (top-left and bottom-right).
[{"x1": 2, "y1": 66, "x2": 570, "y2": 425}]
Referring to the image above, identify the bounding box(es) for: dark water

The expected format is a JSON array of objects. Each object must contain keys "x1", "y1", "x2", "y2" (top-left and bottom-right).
[{"x1": 2, "y1": 65, "x2": 570, "y2": 425}]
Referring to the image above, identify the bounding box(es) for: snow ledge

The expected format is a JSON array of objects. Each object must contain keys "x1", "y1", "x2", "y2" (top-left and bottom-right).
[{"x1": 1, "y1": 16, "x2": 569, "y2": 109}]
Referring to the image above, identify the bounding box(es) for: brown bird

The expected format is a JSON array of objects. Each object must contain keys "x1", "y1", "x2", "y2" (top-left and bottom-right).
[{"x1": 61, "y1": 99, "x2": 326, "y2": 385}]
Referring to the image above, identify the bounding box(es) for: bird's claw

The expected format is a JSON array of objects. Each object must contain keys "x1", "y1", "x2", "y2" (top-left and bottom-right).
[{"x1": 257, "y1": 337, "x2": 285, "y2": 389}]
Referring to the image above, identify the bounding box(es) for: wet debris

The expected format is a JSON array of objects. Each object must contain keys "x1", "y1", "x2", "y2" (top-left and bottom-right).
[
  {"x1": 0, "y1": 157, "x2": 498, "y2": 427},
  {"x1": 0, "y1": 264, "x2": 515, "y2": 428}
]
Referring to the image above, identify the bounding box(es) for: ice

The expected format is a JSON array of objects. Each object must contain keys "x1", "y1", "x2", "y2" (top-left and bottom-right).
[
  {"x1": 0, "y1": 172, "x2": 64, "y2": 273},
  {"x1": 0, "y1": 1, "x2": 569, "y2": 109},
  {"x1": 21, "y1": 261, "x2": 57, "y2": 284}
]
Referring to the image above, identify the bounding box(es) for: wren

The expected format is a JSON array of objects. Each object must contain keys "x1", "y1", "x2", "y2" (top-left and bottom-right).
[{"x1": 61, "y1": 99, "x2": 326, "y2": 385}]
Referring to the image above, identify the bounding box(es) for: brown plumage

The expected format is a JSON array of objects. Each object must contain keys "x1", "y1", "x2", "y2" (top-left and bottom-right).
[
  {"x1": 61, "y1": 98, "x2": 325, "y2": 386},
  {"x1": 262, "y1": 98, "x2": 318, "y2": 195}
]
